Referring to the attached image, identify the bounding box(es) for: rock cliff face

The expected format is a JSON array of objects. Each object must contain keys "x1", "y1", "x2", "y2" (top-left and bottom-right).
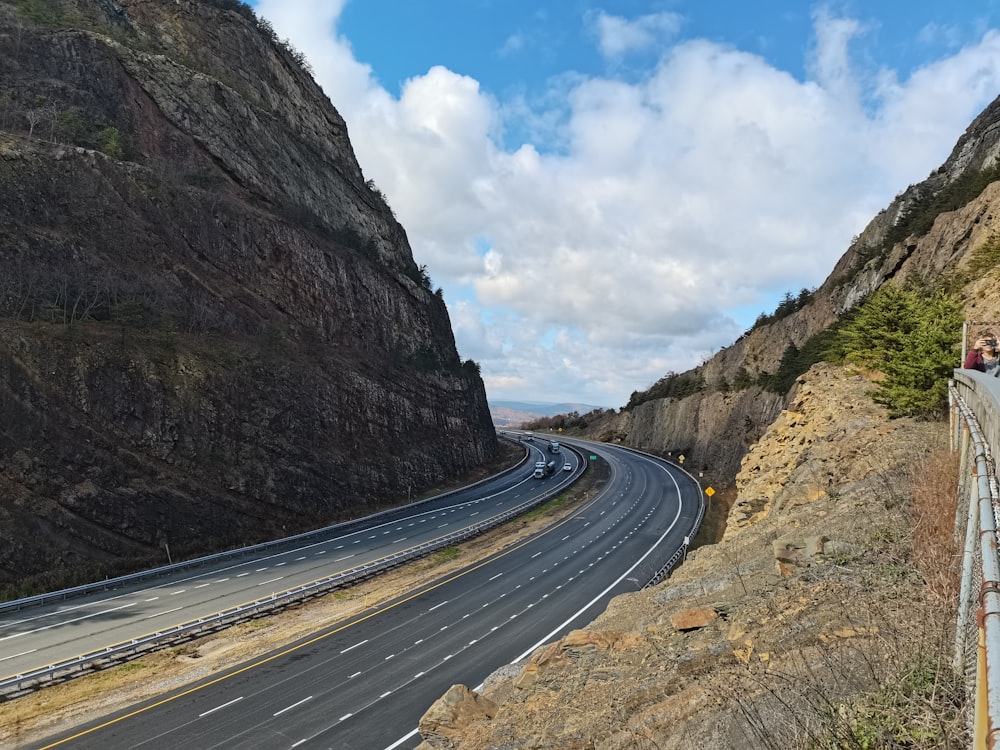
[
  {"x1": 0, "y1": 0, "x2": 497, "y2": 588},
  {"x1": 591, "y1": 94, "x2": 1000, "y2": 487},
  {"x1": 596, "y1": 386, "x2": 785, "y2": 484}
]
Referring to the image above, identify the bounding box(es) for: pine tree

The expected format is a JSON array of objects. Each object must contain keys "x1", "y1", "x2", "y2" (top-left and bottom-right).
[{"x1": 838, "y1": 286, "x2": 962, "y2": 417}]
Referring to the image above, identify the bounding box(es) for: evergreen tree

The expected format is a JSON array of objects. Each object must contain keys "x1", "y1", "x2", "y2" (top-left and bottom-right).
[{"x1": 837, "y1": 286, "x2": 962, "y2": 417}]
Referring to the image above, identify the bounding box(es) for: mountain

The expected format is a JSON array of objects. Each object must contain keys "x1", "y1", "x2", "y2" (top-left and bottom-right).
[
  {"x1": 0, "y1": 0, "x2": 496, "y2": 592},
  {"x1": 488, "y1": 400, "x2": 609, "y2": 427}
]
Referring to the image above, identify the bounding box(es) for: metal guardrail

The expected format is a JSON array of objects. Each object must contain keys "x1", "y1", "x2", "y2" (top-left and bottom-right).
[
  {"x1": 0, "y1": 442, "x2": 532, "y2": 615},
  {"x1": 640, "y1": 453, "x2": 705, "y2": 588},
  {"x1": 0, "y1": 445, "x2": 574, "y2": 699},
  {"x1": 950, "y1": 371, "x2": 1000, "y2": 747},
  {"x1": 536, "y1": 436, "x2": 705, "y2": 589}
]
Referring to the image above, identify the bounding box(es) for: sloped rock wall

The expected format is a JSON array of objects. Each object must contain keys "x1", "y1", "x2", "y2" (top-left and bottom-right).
[{"x1": 0, "y1": 0, "x2": 496, "y2": 586}]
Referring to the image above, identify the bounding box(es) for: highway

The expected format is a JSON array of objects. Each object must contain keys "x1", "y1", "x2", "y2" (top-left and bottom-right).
[
  {"x1": 17, "y1": 438, "x2": 702, "y2": 750},
  {"x1": 0, "y1": 440, "x2": 565, "y2": 681}
]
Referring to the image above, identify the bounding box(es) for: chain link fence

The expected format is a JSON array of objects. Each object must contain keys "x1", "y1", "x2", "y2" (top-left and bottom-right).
[{"x1": 950, "y1": 372, "x2": 1000, "y2": 747}]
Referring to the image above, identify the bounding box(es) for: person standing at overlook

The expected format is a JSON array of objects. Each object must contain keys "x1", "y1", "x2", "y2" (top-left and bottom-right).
[{"x1": 964, "y1": 331, "x2": 1000, "y2": 375}]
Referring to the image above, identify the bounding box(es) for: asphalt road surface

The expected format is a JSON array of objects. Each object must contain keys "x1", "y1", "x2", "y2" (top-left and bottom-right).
[{"x1": 23, "y1": 438, "x2": 702, "y2": 750}]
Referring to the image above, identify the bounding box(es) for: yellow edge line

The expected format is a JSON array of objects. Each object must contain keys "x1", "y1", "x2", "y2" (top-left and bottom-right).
[{"x1": 41, "y1": 463, "x2": 613, "y2": 749}]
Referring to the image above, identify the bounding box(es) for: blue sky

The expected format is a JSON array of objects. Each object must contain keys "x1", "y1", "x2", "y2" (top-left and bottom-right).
[{"x1": 251, "y1": 1, "x2": 1000, "y2": 407}]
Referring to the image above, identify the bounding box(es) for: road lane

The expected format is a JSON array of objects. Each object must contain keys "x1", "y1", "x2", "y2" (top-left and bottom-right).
[
  {"x1": 31, "y1": 439, "x2": 702, "y2": 750},
  {"x1": 0, "y1": 453, "x2": 580, "y2": 681}
]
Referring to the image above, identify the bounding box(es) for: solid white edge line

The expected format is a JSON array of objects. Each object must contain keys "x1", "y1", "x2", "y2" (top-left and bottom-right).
[{"x1": 383, "y1": 728, "x2": 421, "y2": 749}]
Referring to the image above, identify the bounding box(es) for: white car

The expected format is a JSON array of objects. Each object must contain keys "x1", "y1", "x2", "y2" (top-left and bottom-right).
[{"x1": 563, "y1": 462, "x2": 572, "y2": 471}]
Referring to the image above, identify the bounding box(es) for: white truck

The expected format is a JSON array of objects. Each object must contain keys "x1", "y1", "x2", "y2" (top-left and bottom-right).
[
  {"x1": 533, "y1": 460, "x2": 556, "y2": 479},
  {"x1": 548, "y1": 441, "x2": 560, "y2": 453}
]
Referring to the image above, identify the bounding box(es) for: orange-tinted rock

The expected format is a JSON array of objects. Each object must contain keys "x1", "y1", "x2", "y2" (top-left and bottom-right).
[{"x1": 670, "y1": 608, "x2": 718, "y2": 631}]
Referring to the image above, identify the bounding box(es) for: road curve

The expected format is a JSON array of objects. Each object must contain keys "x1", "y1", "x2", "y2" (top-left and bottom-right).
[{"x1": 27, "y1": 438, "x2": 702, "y2": 750}]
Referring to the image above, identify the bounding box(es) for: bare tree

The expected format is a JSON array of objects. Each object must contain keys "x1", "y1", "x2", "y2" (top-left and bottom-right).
[
  {"x1": 25, "y1": 108, "x2": 42, "y2": 138},
  {"x1": 46, "y1": 103, "x2": 59, "y2": 142}
]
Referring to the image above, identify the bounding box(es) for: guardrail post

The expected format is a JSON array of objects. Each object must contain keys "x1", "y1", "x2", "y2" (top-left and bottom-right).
[
  {"x1": 953, "y1": 382, "x2": 959, "y2": 453},
  {"x1": 957, "y1": 420, "x2": 973, "y2": 542},
  {"x1": 980, "y1": 485, "x2": 1000, "y2": 749}
]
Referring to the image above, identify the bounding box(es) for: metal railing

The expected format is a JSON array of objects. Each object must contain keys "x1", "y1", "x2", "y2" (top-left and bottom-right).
[
  {"x1": 0, "y1": 442, "x2": 532, "y2": 615},
  {"x1": 0, "y1": 452, "x2": 578, "y2": 699},
  {"x1": 950, "y1": 370, "x2": 1000, "y2": 747},
  {"x1": 644, "y1": 456, "x2": 705, "y2": 588}
]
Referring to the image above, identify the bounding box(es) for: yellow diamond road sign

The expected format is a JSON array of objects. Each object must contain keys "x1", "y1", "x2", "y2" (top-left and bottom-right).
[{"x1": 705, "y1": 486, "x2": 715, "y2": 497}]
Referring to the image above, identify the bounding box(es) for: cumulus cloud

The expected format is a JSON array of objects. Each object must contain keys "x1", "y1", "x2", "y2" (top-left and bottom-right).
[{"x1": 254, "y1": 1, "x2": 1000, "y2": 406}]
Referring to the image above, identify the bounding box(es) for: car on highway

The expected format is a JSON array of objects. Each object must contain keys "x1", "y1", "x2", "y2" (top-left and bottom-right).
[{"x1": 563, "y1": 462, "x2": 572, "y2": 471}]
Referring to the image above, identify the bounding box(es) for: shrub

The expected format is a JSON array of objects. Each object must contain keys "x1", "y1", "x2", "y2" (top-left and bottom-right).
[
  {"x1": 836, "y1": 285, "x2": 962, "y2": 417},
  {"x1": 944, "y1": 231, "x2": 1000, "y2": 291},
  {"x1": 625, "y1": 370, "x2": 706, "y2": 410},
  {"x1": 16, "y1": 0, "x2": 64, "y2": 26},
  {"x1": 94, "y1": 126, "x2": 123, "y2": 159},
  {"x1": 748, "y1": 287, "x2": 815, "y2": 333}
]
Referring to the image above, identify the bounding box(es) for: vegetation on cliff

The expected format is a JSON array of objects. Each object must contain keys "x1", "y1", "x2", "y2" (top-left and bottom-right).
[
  {"x1": 0, "y1": 0, "x2": 498, "y2": 591},
  {"x1": 835, "y1": 285, "x2": 963, "y2": 416}
]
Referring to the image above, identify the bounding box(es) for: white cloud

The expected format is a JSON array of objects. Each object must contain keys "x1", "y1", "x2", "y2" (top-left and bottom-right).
[
  {"x1": 807, "y1": 8, "x2": 865, "y2": 104},
  {"x1": 255, "y1": 1, "x2": 1000, "y2": 406},
  {"x1": 588, "y1": 10, "x2": 684, "y2": 60},
  {"x1": 497, "y1": 32, "x2": 526, "y2": 58},
  {"x1": 918, "y1": 22, "x2": 964, "y2": 48}
]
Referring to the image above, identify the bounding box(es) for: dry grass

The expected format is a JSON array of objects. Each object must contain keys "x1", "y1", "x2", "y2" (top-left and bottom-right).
[
  {"x1": 726, "y1": 443, "x2": 969, "y2": 749},
  {"x1": 910, "y1": 448, "x2": 961, "y2": 607}
]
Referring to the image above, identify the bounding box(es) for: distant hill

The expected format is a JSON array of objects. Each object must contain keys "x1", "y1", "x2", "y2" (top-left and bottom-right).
[{"x1": 489, "y1": 401, "x2": 609, "y2": 427}]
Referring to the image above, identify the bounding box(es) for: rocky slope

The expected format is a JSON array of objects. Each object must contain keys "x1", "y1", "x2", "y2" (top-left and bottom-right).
[
  {"x1": 0, "y1": 0, "x2": 496, "y2": 589},
  {"x1": 417, "y1": 364, "x2": 960, "y2": 749}
]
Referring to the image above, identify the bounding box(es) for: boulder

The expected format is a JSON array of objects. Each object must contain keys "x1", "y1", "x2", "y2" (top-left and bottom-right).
[
  {"x1": 418, "y1": 684, "x2": 497, "y2": 748},
  {"x1": 670, "y1": 608, "x2": 719, "y2": 631}
]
